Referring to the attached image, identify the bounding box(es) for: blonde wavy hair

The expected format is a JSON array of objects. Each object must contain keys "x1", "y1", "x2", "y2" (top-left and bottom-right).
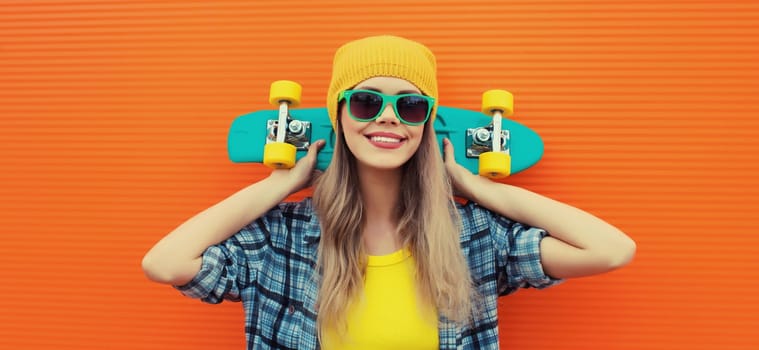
[{"x1": 312, "y1": 115, "x2": 475, "y2": 337}]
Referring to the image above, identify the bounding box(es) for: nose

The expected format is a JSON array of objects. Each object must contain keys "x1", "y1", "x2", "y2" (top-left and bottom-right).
[{"x1": 374, "y1": 103, "x2": 400, "y2": 125}]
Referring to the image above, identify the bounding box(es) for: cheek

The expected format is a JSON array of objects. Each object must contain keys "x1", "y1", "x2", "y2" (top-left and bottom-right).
[
  {"x1": 411, "y1": 126, "x2": 425, "y2": 144},
  {"x1": 339, "y1": 111, "x2": 357, "y2": 136},
  {"x1": 338, "y1": 105, "x2": 355, "y2": 132},
  {"x1": 338, "y1": 108, "x2": 361, "y2": 152}
]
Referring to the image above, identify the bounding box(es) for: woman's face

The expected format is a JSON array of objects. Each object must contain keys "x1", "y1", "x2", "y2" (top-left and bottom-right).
[{"x1": 339, "y1": 76, "x2": 427, "y2": 171}]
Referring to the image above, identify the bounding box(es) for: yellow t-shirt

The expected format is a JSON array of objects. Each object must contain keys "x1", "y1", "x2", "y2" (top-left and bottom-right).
[{"x1": 321, "y1": 248, "x2": 439, "y2": 350}]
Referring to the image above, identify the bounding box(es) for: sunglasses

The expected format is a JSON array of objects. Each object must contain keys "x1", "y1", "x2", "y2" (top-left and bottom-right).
[{"x1": 338, "y1": 89, "x2": 435, "y2": 126}]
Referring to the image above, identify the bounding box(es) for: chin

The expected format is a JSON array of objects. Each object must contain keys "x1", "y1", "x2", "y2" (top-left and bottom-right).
[{"x1": 359, "y1": 155, "x2": 412, "y2": 171}]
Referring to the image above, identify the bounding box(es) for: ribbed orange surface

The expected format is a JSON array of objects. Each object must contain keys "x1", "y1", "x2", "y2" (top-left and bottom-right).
[{"x1": 2, "y1": 1, "x2": 758, "y2": 349}]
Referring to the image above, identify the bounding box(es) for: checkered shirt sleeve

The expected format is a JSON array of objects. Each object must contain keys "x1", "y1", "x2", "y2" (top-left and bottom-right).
[
  {"x1": 173, "y1": 205, "x2": 279, "y2": 304},
  {"x1": 458, "y1": 201, "x2": 562, "y2": 296}
]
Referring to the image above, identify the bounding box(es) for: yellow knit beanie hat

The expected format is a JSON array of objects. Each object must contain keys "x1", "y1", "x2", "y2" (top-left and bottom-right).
[{"x1": 326, "y1": 35, "x2": 438, "y2": 130}]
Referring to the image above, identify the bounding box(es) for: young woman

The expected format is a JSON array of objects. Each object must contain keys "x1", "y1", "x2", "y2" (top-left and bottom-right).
[{"x1": 142, "y1": 35, "x2": 636, "y2": 349}]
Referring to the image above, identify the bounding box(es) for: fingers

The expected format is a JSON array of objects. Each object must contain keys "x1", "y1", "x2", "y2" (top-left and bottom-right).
[
  {"x1": 308, "y1": 139, "x2": 325, "y2": 157},
  {"x1": 301, "y1": 139, "x2": 325, "y2": 165},
  {"x1": 302, "y1": 141, "x2": 325, "y2": 187},
  {"x1": 443, "y1": 138, "x2": 455, "y2": 164}
]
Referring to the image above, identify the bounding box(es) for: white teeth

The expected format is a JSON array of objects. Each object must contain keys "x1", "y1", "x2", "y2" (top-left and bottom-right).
[{"x1": 370, "y1": 136, "x2": 401, "y2": 143}]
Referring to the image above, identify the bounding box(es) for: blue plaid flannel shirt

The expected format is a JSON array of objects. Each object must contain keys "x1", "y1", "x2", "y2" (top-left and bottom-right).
[{"x1": 175, "y1": 198, "x2": 561, "y2": 349}]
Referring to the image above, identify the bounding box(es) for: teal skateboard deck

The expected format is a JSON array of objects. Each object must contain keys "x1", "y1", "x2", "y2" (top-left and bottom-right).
[{"x1": 228, "y1": 105, "x2": 543, "y2": 176}]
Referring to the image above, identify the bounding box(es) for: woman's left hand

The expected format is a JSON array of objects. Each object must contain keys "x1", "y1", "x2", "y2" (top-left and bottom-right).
[{"x1": 443, "y1": 138, "x2": 480, "y2": 200}]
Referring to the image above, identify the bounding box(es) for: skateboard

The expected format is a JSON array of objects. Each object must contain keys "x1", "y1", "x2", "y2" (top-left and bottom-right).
[{"x1": 227, "y1": 81, "x2": 543, "y2": 179}]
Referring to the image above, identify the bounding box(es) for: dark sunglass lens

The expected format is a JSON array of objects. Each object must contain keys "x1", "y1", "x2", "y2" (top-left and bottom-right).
[
  {"x1": 350, "y1": 92, "x2": 383, "y2": 120},
  {"x1": 397, "y1": 96, "x2": 429, "y2": 123}
]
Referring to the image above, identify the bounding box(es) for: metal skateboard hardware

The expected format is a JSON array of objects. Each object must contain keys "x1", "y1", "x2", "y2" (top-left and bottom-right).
[
  {"x1": 266, "y1": 119, "x2": 312, "y2": 151},
  {"x1": 466, "y1": 126, "x2": 510, "y2": 158}
]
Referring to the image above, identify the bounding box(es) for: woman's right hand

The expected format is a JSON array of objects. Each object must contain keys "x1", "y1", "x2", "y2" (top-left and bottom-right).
[
  {"x1": 267, "y1": 139, "x2": 326, "y2": 195},
  {"x1": 442, "y1": 138, "x2": 481, "y2": 201}
]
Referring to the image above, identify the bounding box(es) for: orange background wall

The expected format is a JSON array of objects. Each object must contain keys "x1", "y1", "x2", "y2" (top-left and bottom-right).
[{"x1": 2, "y1": 1, "x2": 758, "y2": 349}]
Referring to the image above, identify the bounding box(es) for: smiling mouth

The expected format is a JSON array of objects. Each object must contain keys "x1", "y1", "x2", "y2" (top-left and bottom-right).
[{"x1": 367, "y1": 135, "x2": 404, "y2": 144}]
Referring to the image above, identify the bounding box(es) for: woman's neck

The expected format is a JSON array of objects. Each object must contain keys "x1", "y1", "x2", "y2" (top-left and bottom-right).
[{"x1": 357, "y1": 164, "x2": 403, "y2": 255}]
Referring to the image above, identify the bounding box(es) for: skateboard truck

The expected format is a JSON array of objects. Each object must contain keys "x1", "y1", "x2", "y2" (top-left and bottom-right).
[
  {"x1": 474, "y1": 90, "x2": 514, "y2": 179},
  {"x1": 262, "y1": 80, "x2": 303, "y2": 169},
  {"x1": 266, "y1": 118, "x2": 312, "y2": 151},
  {"x1": 465, "y1": 126, "x2": 510, "y2": 158}
]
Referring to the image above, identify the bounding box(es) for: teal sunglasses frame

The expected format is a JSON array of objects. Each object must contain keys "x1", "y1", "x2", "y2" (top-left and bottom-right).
[{"x1": 338, "y1": 89, "x2": 435, "y2": 126}]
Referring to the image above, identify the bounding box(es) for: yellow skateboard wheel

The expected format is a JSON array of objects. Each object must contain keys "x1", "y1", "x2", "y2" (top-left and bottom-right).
[
  {"x1": 263, "y1": 142, "x2": 297, "y2": 169},
  {"x1": 481, "y1": 89, "x2": 514, "y2": 117},
  {"x1": 269, "y1": 80, "x2": 302, "y2": 107},
  {"x1": 479, "y1": 151, "x2": 511, "y2": 179}
]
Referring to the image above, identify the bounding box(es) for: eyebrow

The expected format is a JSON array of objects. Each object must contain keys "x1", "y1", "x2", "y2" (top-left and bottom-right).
[{"x1": 357, "y1": 87, "x2": 421, "y2": 95}]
